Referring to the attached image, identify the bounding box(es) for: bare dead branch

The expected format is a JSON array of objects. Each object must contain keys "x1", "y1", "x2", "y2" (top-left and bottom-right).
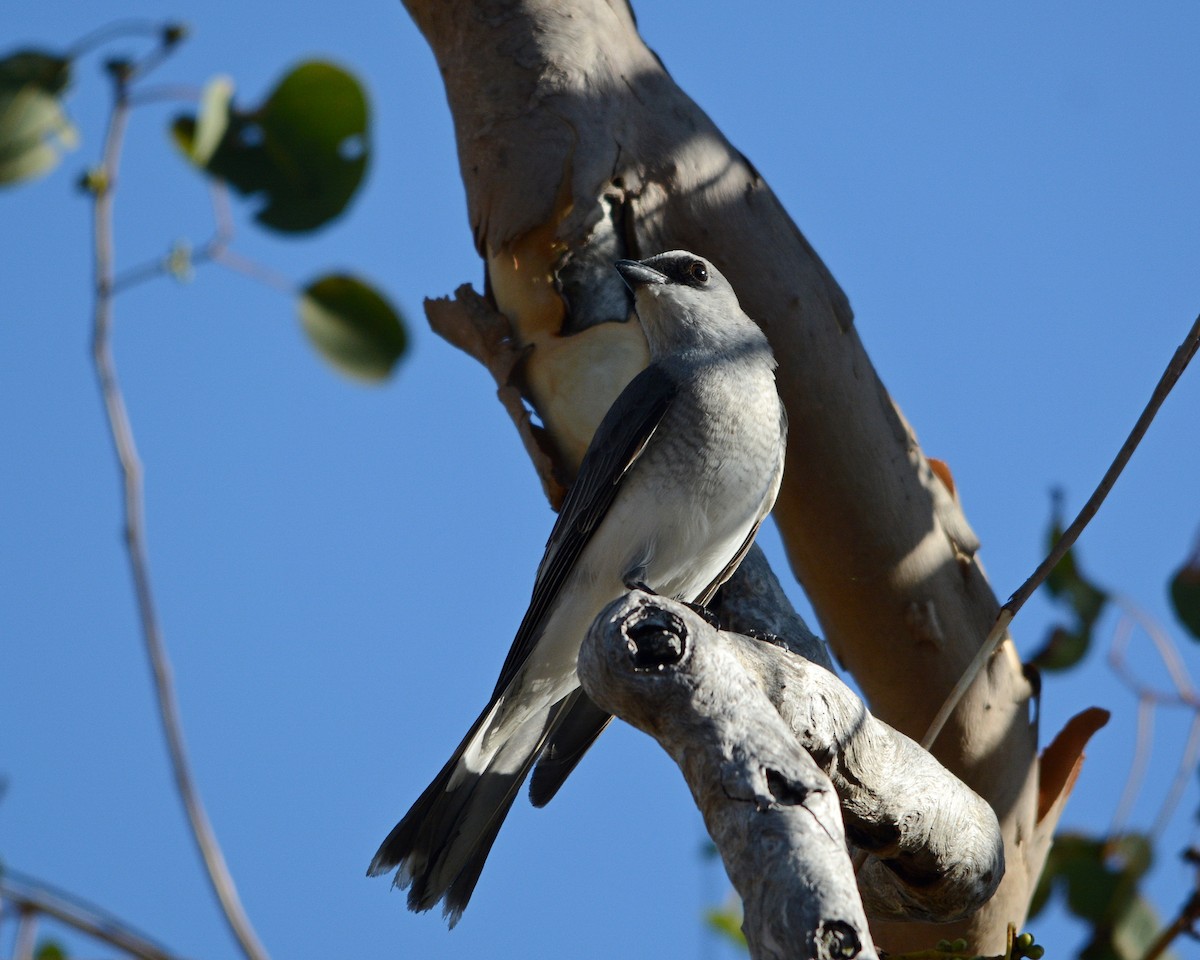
[
  {"x1": 580, "y1": 592, "x2": 880, "y2": 960},
  {"x1": 582, "y1": 591, "x2": 1004, "y2": 951}
]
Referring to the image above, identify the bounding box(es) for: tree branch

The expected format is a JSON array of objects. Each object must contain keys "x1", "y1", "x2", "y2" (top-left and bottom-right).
[
  {"x1": 1142, "y1": 886, "x2": 1200, "y2": 960},
  {"x1": 88, "y1": 55, "x2": 270, "y2": 960},
  {"x1": 579, "y1": 593, "x2": 879, "y2": 960},
  {"x1": 0, "y1": 870, "x2": 187, "y2": 960},
  {"x1": 581, "y1": 591, "x2": 1005, "y2": 952},
  {"x1": 921, "y1": 312, "x2": 1200, "y2": 751}
]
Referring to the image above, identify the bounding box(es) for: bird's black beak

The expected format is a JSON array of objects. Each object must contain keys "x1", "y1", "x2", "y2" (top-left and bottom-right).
[{"x1": 614, "y1": 259, "x2": 668, "y2": 289}]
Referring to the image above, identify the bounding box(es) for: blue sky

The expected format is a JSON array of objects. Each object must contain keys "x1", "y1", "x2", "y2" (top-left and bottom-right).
[{"x1": 3, "y1": 3, "x2": 1199, "y2": 958}]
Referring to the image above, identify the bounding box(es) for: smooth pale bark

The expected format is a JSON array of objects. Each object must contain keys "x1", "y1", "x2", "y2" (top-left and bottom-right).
[{"x1": 403, "y1": 1, "x2": 1094, "y2": 951}]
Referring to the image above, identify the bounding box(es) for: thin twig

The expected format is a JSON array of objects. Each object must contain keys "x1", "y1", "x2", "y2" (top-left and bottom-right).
[
  {"x1": 202, "y1": 246, "x2": 295, "y2": 295},
  {"x1": 111, "y1": 255, "x2": 172, "y2": 294},
  {"x1": 1123, "y1": 597, "x2": 1199, "y2": 703},
  {"x1": 89, "y1": 61, "x2": 270, "y2": 960},
  {"x1": 0, "y1": 871, "x2": 186, "y2": 960},
  {"x1": 1141, "y1": 888, "x2": 1200, "y2": 960},
  {"x1": 194, "y1": 183, "x2": 293, "y2": 292},
  {"x1": 66, "y1": 19, "x2": 164, "y2": 59},
  {"x1": 1154, "y1": 713, "x2": 1200, "y2": 837},
  {"x1": 921, "y1": 312, "x2": 1200, "y2": 750},
  {"x1": 1110, "y1": 695, "x2": 1153, "y2": 835},
  {"x1": 13, "y1": 906, "x2": 37, "y2": 960},
  {"x1": 1105, "y1": 598, "x2": 1200, "y2": 834}
]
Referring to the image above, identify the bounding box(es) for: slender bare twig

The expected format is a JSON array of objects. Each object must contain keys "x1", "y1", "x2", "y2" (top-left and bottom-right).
[
  {"x1": 922, "y1": 312, "x2": 1200, "y2": 750},
  {"x1": 203, "y1": 246, "x2": 296, "y2": 294},
  {"x1": 66, "y1": 19, "x2": 164, "y2": 59},
  {"x1": 1124, "y1": 599, "x2": 1199, "y2": 703},
  {"x1": 1110, "y1": 696, "x2": 1154, "y2": 835},
  {"x1": 89, "y1": 56, "x2": 270, "y2": 960},
  {"x1": 1155, "y1": 714, "x2": 1200, "y2": 837},
  {"x1": 111, "y1": 255, "x2": 172, "y2": 294},
  {"x1": 195, "y1": 182, "x2": 291, "y2": 293},
  {"x1": 110, "y1": 182, "x2": 292, "y2": 299},
  {"x1": 1103, "y1": 598, "x2": 1200, "y2": 837},
  {"x1": 13, "y1": 906, "x2": 38, "y2": 960},
  {"x1": 0, "y1": 871, "x2": 186, "y2": 960},
  {"x1": 1142, "y1": 887, "x2": 1200, "y2": 960}
]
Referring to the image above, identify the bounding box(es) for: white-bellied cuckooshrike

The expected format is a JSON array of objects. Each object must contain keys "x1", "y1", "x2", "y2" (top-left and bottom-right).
[{"x1": 369, "y1": 250, "x2": 788, "y2": 924}]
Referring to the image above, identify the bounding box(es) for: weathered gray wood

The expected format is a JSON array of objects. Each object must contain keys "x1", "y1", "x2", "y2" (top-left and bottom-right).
[
  {"x1": 726, "y1": 629, "x2": 1004, "y2": 922},
  {"x1": 579, "y1": 592, "x2": 879, "y2": 960},
  {"x1": 580, "y1": 589, "x2": 1003, "y2": 945},
  {"x1": 715, "y1": 551, "x2": 1005, "y2": 922}
]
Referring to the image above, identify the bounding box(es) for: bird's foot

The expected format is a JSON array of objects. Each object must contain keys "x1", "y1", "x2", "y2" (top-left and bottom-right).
[
  {"x1": 742, "y1": 628, "x2": 788, "y2": 649},
  {"x1": 683, "y1": 601, "x2": 723, "y2": 630}
]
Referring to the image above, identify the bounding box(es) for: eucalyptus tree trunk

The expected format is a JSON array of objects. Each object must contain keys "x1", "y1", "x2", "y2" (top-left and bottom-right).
[{"x1": 401, "y1": 1, "x2": 1097, "y2": 952}]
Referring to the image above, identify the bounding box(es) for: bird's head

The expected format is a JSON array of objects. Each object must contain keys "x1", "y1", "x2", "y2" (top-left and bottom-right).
[{"x1": 614, "y1": 251, "x2": 768, "y2": 362}]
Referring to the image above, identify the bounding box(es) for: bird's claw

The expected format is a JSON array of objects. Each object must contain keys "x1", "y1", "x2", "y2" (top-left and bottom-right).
[
  {"x1": 683, "y1": 601, "x2": 723, "y2": 629},
  {"x1": 743, "y1": 628, "x2": 787, "y2": 649}
]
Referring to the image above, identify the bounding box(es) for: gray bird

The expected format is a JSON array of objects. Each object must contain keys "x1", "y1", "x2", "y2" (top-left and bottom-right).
[{"x1": 368, "y1": 250, "x2": 787, "y2": 924}]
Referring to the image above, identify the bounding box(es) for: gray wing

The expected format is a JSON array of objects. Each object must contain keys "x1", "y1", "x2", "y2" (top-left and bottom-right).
[
  {"x1": 531, "y1": 395, "x2": 788, "y2": 808},
  {"x1": 490, "y1": 363, "x2": 681, "y2": 698}
]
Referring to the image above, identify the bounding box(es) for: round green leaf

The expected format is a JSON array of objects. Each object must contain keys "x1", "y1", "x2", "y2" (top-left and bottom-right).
[
  {"x1": 1169, "y1": 555, "x2": 1200, "y2": 641},
  {"x1": 0, "y1": 49, "x2": 76, "y2": 186},
  {"x1": 172, "y1": 60, "x2": 369, "y2": 232},
  {"x1": 298, "y1": 275, "x2": 407, "y2": 382}
]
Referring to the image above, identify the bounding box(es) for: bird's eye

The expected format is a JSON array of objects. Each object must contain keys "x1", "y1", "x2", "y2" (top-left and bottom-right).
[{"x1": 688, "y1": 261, "x2": 709, "y2": 283}]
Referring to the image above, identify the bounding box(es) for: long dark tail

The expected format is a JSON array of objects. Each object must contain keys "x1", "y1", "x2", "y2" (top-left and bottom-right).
[
  {"x1": 367, "y1": 695, "x2": 565, "y2": 925},
  {"x1": 528, "y1": 690, "x2": 612, "y2": 807}
]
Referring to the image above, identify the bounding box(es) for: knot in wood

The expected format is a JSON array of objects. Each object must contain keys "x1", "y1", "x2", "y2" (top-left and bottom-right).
[
  {"x1": 621, "y1": 605, "x2": 688, "y2": 671},
  {"x1": 812, "y1": 919, "x2": 862, "y2": 960}
]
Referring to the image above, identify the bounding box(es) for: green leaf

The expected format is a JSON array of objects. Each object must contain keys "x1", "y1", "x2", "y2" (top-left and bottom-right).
[
  {"x1": 1032, "y1": 491, "x2": 1109, "y2": 671},
  {"x1": 1033, "y1": 831, "x2": 1172, "y2": 960},
  {"x1": 704, "y1": 905, "x2": 747, "y2": 949},
  {"x1": 1169, "y1": 549, "x2": 1200, "y2": 641},
  {"x1": 1111, "y1": 894, "x2": 1165, "y2": 960},
  {"x1": 172, "y1": 61, "x2": 369, "y2": 232},
  {"x1": 0, "y1": 49, "x2": 77, "y2": 186},
  {"x1": 34, "y1": 940, "x2": 68, "y2": 960},
  {"x1": 297, "y1": 275, "x2": 407, "y2": 382},
  {"x1": 1030, "y1": 625, "x2": 1090, "y2": 671}
]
